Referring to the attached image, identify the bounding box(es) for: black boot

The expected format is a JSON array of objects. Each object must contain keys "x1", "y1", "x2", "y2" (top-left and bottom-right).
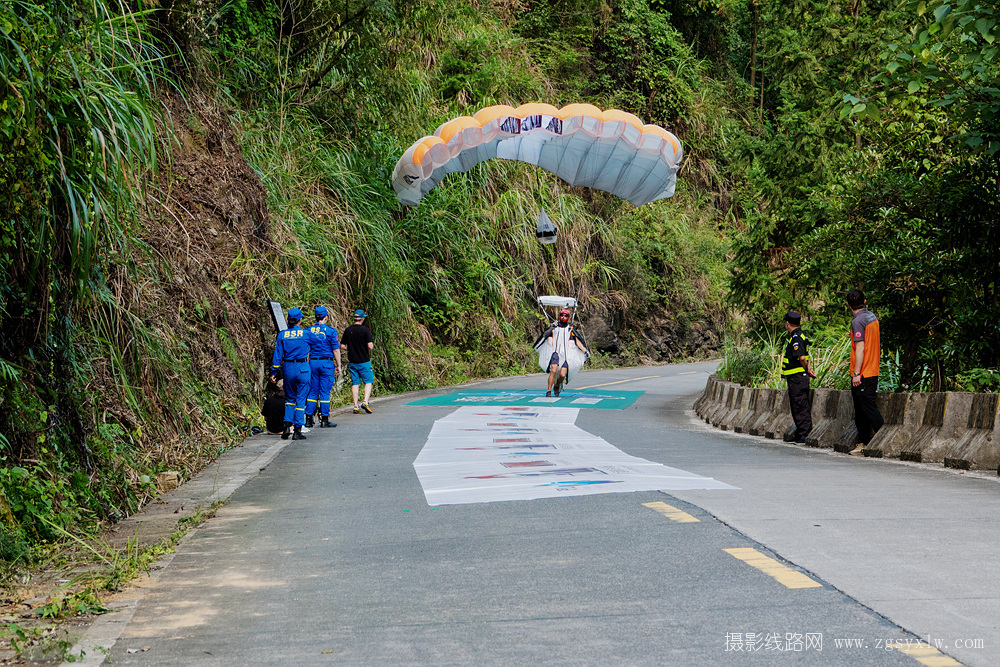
[
  {"x1": 281, "y1": 421, "x2": 292, "y2": 440},
  {"x1": 305, "y1": 413, "x2": 315, "y2": 428},
  {"x1": 293, "y1": 426, "x2": 307, "y2": 440}
]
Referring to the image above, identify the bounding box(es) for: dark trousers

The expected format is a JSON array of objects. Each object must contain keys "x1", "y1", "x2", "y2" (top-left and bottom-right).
[
  {"x1": 786, "y1": 373, "x2": 812, "y2": 440},
  {"x1": 851, "y1": 375, "x2": 884, "y2": 445}
]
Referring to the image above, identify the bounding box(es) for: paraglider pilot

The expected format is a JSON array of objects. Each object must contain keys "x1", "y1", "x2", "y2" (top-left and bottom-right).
[{"x1": 546, "y1": 309, "x2": 588, "y2": 397}]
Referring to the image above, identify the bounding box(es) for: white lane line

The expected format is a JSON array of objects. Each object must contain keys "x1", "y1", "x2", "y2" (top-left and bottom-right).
[{"x1": 576, "y1": 376, "x2": 662, "y2": 389}]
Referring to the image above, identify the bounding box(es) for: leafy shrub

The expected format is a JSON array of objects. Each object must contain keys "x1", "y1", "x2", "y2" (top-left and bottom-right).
[
  {"x1": 0, "y1": 524, "x2": 29, "y2": 564},
  {"x1": 954, "y1": 369, "x2": 1000, "y2": 394},
  {"x1": 719, "y1": 344, "x2": 771, "y2": 387}
]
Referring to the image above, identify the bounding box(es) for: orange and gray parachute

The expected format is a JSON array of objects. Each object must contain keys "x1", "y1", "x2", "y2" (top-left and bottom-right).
[{"x1": 392, "y1": 103, "x2": 683, "y2": 207}]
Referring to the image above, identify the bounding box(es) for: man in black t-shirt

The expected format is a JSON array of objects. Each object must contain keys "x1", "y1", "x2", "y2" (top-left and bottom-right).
[{"x1": 341, "y1": 309, "x2": 375, "y2": 414}]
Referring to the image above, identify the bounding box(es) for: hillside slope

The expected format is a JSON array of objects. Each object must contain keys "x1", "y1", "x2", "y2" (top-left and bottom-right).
[{"x1": 1, "y1": 0, "x2": 737, "y2": 566}]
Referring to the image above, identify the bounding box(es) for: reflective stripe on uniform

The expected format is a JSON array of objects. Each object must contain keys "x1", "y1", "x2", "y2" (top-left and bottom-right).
[
  {"x1": 782, "y1": 332, "x2": 808, "y2": 375},
  {"x1": 781, "y1": 357, "x2": 809, "y2": 376}
]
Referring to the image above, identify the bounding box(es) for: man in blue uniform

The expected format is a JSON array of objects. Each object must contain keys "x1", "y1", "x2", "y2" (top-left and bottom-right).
[
  {"x1": 270, "y1": 307, "x2": 312, "y2": 440},
  {"x1": 305, "y1": 306, "x2": 342, "y2": 429}
]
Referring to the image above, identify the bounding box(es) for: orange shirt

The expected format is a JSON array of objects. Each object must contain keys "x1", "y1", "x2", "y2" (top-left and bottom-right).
[{"x1": 850, "y1": 308, "x2": 880, "y2": 378}]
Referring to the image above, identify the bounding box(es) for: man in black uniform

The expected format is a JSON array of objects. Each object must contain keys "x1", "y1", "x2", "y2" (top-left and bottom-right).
[{"x1": 781, "y1": 311, "x2": 817, "y2": 444}]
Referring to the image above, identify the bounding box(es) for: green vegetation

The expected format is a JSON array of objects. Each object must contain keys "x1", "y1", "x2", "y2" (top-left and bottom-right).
[
  {"x1": 726, "y1": 0, "x2": 998, "y2": 391},
  {"x1": 1, "y1": 0, "x2": 996, "y2": 585},
  {"x1": 719, "y1": 322, "x2": 851, "y2": 390}
]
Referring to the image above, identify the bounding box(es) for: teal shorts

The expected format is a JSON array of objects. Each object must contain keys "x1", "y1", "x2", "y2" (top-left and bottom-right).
[{"x1": 348, "y1": 361, "x2": 374, "y2": 385}]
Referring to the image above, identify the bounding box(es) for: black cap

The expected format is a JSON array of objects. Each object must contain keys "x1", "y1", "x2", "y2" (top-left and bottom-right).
[{"x1": 784, "y1": 311, "x2": 801, "y2": 325}]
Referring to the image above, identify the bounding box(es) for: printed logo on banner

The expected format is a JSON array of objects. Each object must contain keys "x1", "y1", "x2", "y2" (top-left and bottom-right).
[
  {"x1": 457, "y1": 395, "x2": 521, "y2": 403},
  {"x1": 498, "y1": 115, "x2": 563, "y2": 135},
  {"x1": 466, "y1": 467, "x2": 604, "y2": 479},
  {"x1": 501, "y1": 461, "x2": 554, "y2": 469},
  {"x1": 541, "y1": 480, "x2": 622, "y2": 489}
]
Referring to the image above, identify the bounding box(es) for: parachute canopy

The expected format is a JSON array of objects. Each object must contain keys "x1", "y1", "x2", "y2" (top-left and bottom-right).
[{"x1": 392, "y1": 103, "x2": 683, "y2": 208}]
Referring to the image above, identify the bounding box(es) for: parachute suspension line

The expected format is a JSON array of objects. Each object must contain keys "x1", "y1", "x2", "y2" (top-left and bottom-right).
[
  {"x1": 563, "y1": 208, "x2": 578, "y2": 326},
  {"x1": 535, "y1": 292, "x2": 551, "y2": 323},
  {"x1": 535, "y1": 168, "x2": 545, "y2": 209},
  {"x1": 568, "y1": 212, "x2": 597, "y2": 345},
  {"x1": 534, "y1": 174, "x2": 556, "y2": 326}
]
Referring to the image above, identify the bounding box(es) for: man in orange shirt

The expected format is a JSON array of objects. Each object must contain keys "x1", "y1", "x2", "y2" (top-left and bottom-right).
[{"x1": 847, "y1": 289, "x2": 884, "y2": 455}]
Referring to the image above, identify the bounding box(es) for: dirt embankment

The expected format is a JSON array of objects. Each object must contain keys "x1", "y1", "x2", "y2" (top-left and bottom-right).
[
  {"x1": 1, "y1": 91, "x2": 281, "y2": 652},
  {"x1": 82, "y1": 89, "x2": 278, "y2": 482}
]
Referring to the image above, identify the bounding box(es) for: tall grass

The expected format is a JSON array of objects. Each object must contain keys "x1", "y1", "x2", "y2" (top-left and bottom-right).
[
  {"x1": 720, "y1": 327, "x2": 851, "y2": 390},
  {"x1": 1, "y1": 0, "x2": 171, "y2": 337},
  {"x1": 0, "y1": 0, "x2": 184, "y2": 545}
]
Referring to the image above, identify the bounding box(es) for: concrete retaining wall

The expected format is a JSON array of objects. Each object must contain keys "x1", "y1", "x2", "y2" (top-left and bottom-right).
[{"x1": 694, "y1": 375, "x2": 1000, "y2": 473}]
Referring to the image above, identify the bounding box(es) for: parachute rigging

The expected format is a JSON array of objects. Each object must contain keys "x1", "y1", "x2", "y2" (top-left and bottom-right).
[{"x1": 391, "y1": 103, "x2": 684, "y2": 381}]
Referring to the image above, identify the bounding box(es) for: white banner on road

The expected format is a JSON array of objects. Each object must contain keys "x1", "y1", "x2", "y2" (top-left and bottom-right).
[{"x1": 414, "y1": 406, "x2": 737, "y2": 505}]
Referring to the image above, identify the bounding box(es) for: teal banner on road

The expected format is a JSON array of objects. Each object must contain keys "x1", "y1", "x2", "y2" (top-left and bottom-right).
[{"x1": 408, "y1": 388, "x2": 643, "y2": 410}]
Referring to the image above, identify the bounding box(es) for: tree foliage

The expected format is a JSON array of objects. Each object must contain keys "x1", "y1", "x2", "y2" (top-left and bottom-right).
[
  {"x1": 726, "y1": 0, "x2": 998, "y2": 389},
  {"x1": 879, "y1": 0, "x2": 999, "y2": 155},
  {"x1": 2, "y1": 0, "x2": 997, "y2": 560}
]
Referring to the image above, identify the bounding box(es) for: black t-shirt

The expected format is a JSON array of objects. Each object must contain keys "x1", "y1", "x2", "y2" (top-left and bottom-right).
[{"x1": 341, "y1": 323, "x2": 373, "y2": 364}]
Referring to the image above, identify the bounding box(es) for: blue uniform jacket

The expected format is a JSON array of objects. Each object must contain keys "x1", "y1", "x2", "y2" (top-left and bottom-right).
[
  {"x1": 306, "y1": 323, "x2": 340, "y2": 359},
  {"x1": 271, "y1": 325, "x2": 312, "y2": 375}
]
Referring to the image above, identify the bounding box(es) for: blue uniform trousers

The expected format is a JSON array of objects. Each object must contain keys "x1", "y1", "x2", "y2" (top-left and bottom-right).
[
  {"x1": 283, "y1": 361, "x2": 312, "y2": 426},
  {"x1": 307, "y1": 359, "x2": 336, "y2": 417}
]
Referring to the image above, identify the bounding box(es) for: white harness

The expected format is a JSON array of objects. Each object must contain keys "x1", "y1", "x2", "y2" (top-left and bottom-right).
[{"x1": 552, "y1": 325, "x2": 573, "y2": 365}]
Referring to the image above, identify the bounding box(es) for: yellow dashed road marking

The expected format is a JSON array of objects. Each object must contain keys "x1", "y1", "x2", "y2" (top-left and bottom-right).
[
  {"x1": 888, "y1": 643, "x2": 962, "y2": 666},
  {"x1": 723, "y1": 547, "x2": 822, "y2": 589},
  {"x1": 576, "y1": 376, "x2": 661, "y2": 389},
  {"x1": 643, "y1": 501, "x2": 699, "y2": 523}
]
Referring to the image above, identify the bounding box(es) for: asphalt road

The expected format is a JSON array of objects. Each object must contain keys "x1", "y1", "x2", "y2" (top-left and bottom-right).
[{"x1": 103, "y1": 363, "x2": 998, "y2": 665}]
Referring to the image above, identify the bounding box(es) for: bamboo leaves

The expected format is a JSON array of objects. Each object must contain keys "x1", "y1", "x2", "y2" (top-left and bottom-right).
[{"x1": 1, "y1": 0, "x2": 171, "y2": 340}]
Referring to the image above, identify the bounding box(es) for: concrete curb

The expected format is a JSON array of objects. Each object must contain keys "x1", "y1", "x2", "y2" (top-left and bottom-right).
[{"x1": 695, "y1": 375, "x2": 1000, "y2": 473}]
